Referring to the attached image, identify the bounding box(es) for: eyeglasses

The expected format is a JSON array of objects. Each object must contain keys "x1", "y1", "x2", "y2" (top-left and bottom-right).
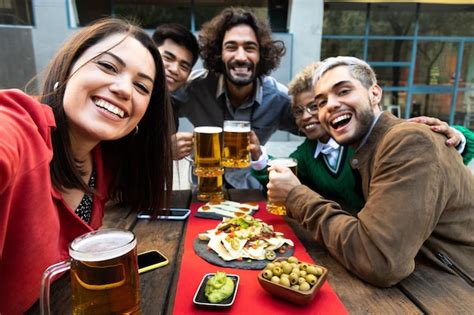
[{"x1": 291, "y1": 102, "x2": 318, "y2": 118}]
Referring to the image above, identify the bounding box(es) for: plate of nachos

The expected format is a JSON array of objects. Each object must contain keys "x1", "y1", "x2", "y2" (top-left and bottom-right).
[{"x1": 194, "y1": 215, "x2": 294, "y2": 269}]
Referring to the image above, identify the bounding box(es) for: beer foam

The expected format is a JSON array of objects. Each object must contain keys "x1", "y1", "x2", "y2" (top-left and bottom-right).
[
  {"x1": 223, "y1": 121, "x2": 251, "y2": 132},
  {"x1": 223, "y1": 125, "x2": 251, "y2": 132},
  {"x1": 194, "y1": 126, "x2": 222, "y2": 134},
  {"x1": 267, "y1": 158, "x2": 297, "y2": 168},
  {"x1": 70, "y1": 229, "x2": 136, "y2": 262}
]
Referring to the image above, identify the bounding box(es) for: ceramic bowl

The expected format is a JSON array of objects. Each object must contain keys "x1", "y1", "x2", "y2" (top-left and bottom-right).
[
  {"x1": 193, "y1": 273, "x2": 239, "y2": 308},
  {"x1": 257, "y1": 257, "x2": 328, "y2": 305}
]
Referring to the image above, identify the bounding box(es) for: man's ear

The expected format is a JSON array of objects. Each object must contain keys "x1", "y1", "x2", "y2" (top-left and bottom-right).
[{"x1": 370, "y1": 84, "x2": 383, "y2": 107}]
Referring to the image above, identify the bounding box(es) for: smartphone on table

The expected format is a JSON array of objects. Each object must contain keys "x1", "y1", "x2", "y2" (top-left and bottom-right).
[
  {"x1": 137, "y1": 250, "x2": 169, "y2": 274},
  {"x1": 137, "y1": 208, "x2": 191, "y2": 220}
]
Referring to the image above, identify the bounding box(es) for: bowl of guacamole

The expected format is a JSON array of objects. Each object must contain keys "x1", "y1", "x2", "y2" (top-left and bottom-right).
[{"x1": 193, "y1": 272, "x2": 240, "y2": 308}]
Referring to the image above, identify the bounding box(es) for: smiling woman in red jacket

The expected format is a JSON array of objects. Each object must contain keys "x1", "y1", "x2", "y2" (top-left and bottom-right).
[{"x1": 0, "y1": 18, "x2": 173, "y2": 314}]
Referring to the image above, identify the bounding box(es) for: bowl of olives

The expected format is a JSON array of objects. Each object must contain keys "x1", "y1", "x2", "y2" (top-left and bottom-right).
[{"x1": 257, "y1": 256, "x2": 327, "y2": 305}]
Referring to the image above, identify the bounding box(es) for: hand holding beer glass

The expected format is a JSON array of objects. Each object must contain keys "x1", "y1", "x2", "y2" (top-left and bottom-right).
[
  {"x1": 222, "y1": 120, "x2": 251, "y2": 168},
  {"x1": 266, "y1": 158, "x2": 298, "y2": 215},
  {"x1": 41, "y1": 229, "x2": 140, "y2": 315}
]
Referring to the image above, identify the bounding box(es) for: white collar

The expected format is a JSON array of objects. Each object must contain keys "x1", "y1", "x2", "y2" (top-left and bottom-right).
[{"x1": 314, "y1": 138, "x2": 340, "y2": 159}]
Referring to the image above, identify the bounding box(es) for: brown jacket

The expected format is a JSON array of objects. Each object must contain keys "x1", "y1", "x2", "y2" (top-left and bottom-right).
[{"x1": 286, "y1": 112, "x2": 474, "y2": 287}]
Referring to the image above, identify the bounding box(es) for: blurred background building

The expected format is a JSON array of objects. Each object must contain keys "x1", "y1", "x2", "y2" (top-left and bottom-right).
[{"x1": 1, "y1": 0, "x2": 473, "y2": 135}]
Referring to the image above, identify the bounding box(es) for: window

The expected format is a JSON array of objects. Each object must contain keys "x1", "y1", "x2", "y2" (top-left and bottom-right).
[
  {"x1": 0, "y1": 0, "x2": 33, "y2": 25},
  {"x1": 419, "y1": 4, "x2": 474, "y2": 37},
  {"x1": 69, "y1": 0, "x2": 273, "y2": 31},
  {"x1": 373, "y1": 66, "x2": 409, "y2": 88},
  {"x1": 367, "y1": 40, "x2": 412, "y2": 62},
  {"x1": 322, "y1": 2, "x2": 474, "y2": 126},
  {"x1": 461, "y1": 43, "x2": 474, "y2": 88},
  {"x1": 323, "y1": 2, "x2": 366, "y2": 35},
  {"x1": 369, "y1": 3, "x2": 416, "y2": 36},
  {"x1": 194, "y1": 0, "x2": 268, "y2": 30},
  {"x1": 321, "y1": 39, "x2": 364, "y2": 59},
  {"x1": 414, "y1": 41, "x2": 459, "y2": 86}
]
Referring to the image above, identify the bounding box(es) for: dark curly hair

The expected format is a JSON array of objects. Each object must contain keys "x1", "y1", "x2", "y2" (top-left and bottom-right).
[{"x1": 199, "y1": 7, "x2": 286, "y2": 76}]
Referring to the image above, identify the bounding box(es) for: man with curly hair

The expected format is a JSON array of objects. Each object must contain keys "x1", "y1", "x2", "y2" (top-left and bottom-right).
[{"x1": 173, "y1": 7, "x2": 298, "y2": 188}]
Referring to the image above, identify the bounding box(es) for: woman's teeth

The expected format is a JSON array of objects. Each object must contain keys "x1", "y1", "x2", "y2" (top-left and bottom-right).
[
  {"x1": 94, "y1": 98, "x2": 125, "y2": 118},
  {"x1": 304, "y1": 123, "x2": 317, "y2": 130}
]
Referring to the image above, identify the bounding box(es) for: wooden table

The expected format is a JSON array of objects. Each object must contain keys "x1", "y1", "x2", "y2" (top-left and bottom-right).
[{"x1": 27, "y1": 189, "x2": 474, "y2": 314}]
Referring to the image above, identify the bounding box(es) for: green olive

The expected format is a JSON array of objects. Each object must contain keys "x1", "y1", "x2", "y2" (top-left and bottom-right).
[
  {"x1": 298, "y1": 277, "x2": 306, "y2": 285},
  {"x1": 315, "y1": 267, "x2": 323, "y2": 276},
  {"x1": 266, "y1": 263, "x2": 276, "y2": 270},
  {"x1": 272, "y1": 266, "x2": 283, "y2": 277},
  {"x1": 287, "y1": 256, "x2": 298, "y2": 264},
  {"x1": 280, "y1": 277, "x2": 291, "y2": 287},
  {"x1": 291, "y1": 284, "x2": 300, "y2": 290},
  {"x1": 306, "y1": 265, "x2": 318, "y2": 275},
  {"x1": 300, "y1": 262, "x2": 309, "y2": 271},
  {"x1": 300, "y1": 270, "x2": 307, "y2": 277},
  {"x1": 280, "y1": 273, "x2": 289, "y2": 279},
  {"x1": 306, "y1": 274, "x2": 317, "y2": 285},
  {"x1": 262, "y1": 269, "x2": 273, "y2": 280},
  {"x1": 289, "y1": 273, "x2": 299, "y2": 285},
  {"x1": 299, "y1": 282, "x2": 311, "y2": 291},
  {"x1": 282, "y1": 263, "x2": 293, "y2": 274},
  {"x1": 291, "y1": 268, "x2": 300, "y2": 276},
  {"x1": 271, "y1": 276, "x2": 280, "y2": 284}
]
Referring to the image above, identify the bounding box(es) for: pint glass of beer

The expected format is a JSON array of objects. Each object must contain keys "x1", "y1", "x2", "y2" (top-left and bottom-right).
[
  {"x1": 222, "y1": 120, "x2": 251, "y2": 168},
  {"x1": 266, "y1": 158, "x2": 298, "y2": 215},
  {"x1": 197, "y1": 175, "x2": 224, "y2": 202},
  {"x1": 193, "y1": 126, "x2": 224, "y2": 177},
  {"x1": 41, "y1": 229, "x2": 140, "y2": 315}
]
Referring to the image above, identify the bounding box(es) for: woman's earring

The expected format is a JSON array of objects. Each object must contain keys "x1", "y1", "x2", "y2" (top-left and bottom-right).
[
  {"x1": 53, "y1": 82, "x2": 59, "y2": 91},
  {"x1": 134, "y1": 125, "x2": 139, "y2": 135}
]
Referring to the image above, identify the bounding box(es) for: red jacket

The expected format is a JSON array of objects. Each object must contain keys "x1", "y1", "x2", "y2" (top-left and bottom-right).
[{"x1": 0, "y1": 90, "x2": 108, "y2": 314}]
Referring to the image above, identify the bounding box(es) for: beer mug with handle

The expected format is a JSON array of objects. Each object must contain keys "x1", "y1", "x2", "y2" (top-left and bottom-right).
[{"x1": 40, "y1": 229, "x2": 140, "y2": 315}]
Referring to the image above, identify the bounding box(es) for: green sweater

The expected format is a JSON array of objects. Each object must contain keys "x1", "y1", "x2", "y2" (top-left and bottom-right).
[
  {"x1": 453, "y1": 125, "x2": 474, "y2": 165},
  {"x1": 252, "y1": 139, "x2": 365, "y2": 215}
]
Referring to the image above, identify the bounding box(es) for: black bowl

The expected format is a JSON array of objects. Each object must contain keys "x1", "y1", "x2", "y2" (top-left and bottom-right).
[{"x1": 193, "y1": 273, "x2": 240, "y2": 308}]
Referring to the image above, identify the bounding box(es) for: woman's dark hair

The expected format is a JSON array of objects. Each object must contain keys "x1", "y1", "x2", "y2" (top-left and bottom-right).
[
  {"x1": 199, "y1": 7, "x2": 286, "y2": 76},
  {"x1": 152, "y1": 23, "x2": 199, "y2": 67},
  {"x1": 40, "y1": 18, "x2": 173, "y2": 213}
]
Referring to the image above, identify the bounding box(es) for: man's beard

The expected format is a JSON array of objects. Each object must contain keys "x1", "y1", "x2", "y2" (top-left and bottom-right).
[
  {"x1": 335, "y1": 98, "x2": 375, "y2": 147},
  {"x1": 224, "y1": 60, "x2": 257, "y2": 86}
]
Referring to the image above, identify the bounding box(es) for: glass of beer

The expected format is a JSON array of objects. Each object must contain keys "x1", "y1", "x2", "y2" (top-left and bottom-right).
[
  {"x1": 222, "y1": 120, "x2": 251, "y2": 168},
  {"x1": 197, "y1": 175, "x2": 224, "y2": 202},
  {"x1": 41, "y1": 229, "x2": 140, "y2": 315},
  {"x1": 266, "y1": 157, "x2": 298, "y2": 215},
  {"x1": 193, "y1": 126, "x2": 224, "y2": 177}
]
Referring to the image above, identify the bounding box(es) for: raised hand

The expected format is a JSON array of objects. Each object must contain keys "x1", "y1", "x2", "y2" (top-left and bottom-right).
[{"x1": 171, "y1": 132, "x2": 193, "y2": 160}]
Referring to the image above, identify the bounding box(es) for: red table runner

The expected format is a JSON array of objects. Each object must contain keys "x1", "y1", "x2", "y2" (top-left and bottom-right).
[{"x1": 172, "y1": 202, "x2": 348, "y2": 314}]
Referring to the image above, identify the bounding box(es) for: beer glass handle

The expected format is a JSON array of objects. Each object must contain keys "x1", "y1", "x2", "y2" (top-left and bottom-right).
[{"x1": 40, "y1": 260, "x2": 71, "y2": 315}]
